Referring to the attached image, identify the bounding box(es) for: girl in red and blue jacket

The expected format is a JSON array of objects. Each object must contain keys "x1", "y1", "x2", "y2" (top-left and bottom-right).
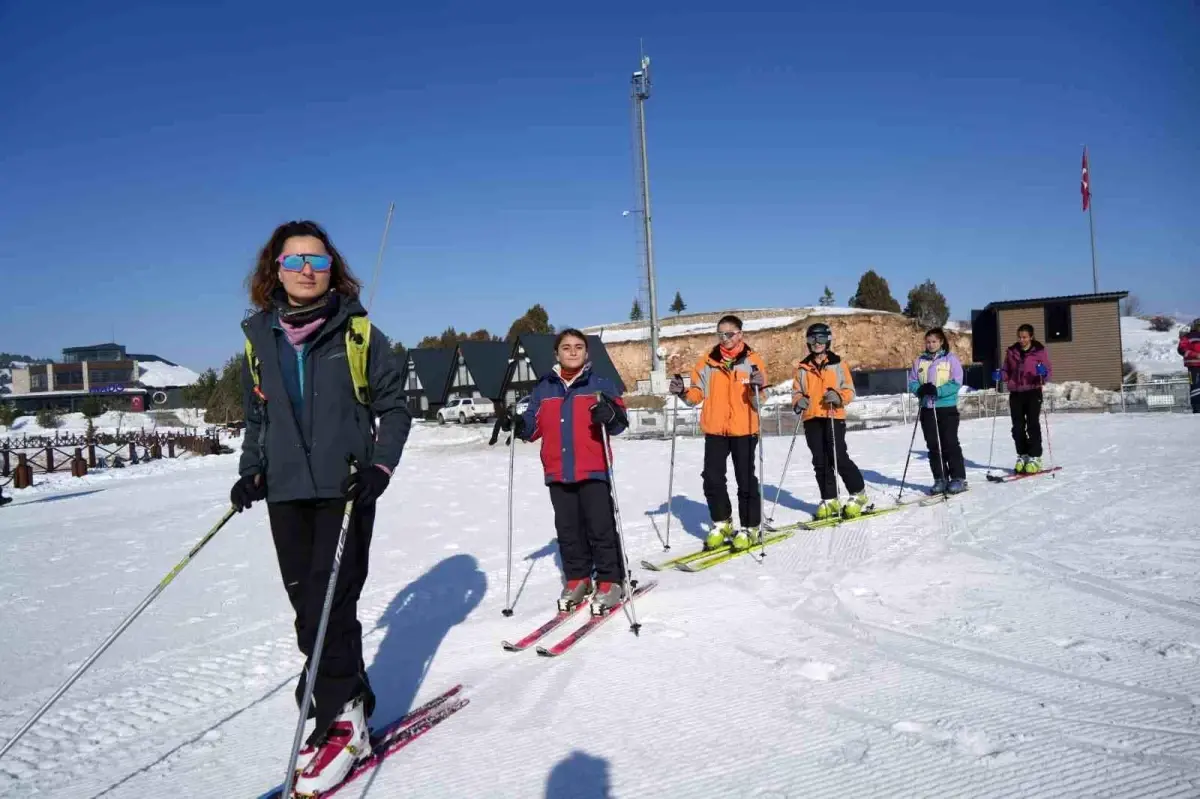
[{"x1": 500, "y1": 329, "x2": 630, "y2": 614}]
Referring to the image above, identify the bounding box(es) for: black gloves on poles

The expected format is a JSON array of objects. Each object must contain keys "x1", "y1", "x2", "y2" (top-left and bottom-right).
[
  {"x1": 230, "y1": 473, "x2": 267, "y2": 511},
  {"x1": 917, "y1": 383, "x2": 938, "y2": 399},
  {"x1": 341, "y1": 466, "x2": 391, "y2": 506},
  {"x1": 591, "y1": 394, "x2": 623, "y2": 426},
  {"x1": 500, "y1": 408, "x2": 526, "y2": 438}
]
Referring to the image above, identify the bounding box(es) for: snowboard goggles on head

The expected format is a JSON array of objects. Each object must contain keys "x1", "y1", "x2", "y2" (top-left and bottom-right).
[{"x1": 276, "y1": 253, "x2": 332, "y2": 272}]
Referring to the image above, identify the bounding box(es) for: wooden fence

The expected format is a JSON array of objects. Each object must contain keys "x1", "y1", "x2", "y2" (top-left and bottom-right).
[{"x1": 1, "y1": 430, "x2": 224, "y2": 489}]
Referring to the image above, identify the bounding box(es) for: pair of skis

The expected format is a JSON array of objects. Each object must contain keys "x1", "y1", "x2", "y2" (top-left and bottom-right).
[
  {"x1": 502, "y1": 581, "x2": 657, "y2": 657},
  {"x1": 986, "y1": 466, "x2": 1063, "y2": 483},
  {"x1": 262, "y1": 683, "x2": 468, "y2": 799},
  {"x1": 640, "y1": 502, "x2": 909, "y2": 574}
]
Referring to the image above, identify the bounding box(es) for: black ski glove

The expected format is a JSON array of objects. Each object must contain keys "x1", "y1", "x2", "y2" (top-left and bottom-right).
[
  {"x1": 590, "y1": 394, "x2": 625, "y2": 427},
  {"x1": 917, "y1": 383, "x2": 938, "y2": 399},
  {"x1": 341, "y1": 466, "x2": 391, "y2": 506},
  {"x1": 503, "y1": 412, "x2": 527, "y2": 438},
  {"x1": 230, "y1": 473, "x2": 266, "y2": 512}
]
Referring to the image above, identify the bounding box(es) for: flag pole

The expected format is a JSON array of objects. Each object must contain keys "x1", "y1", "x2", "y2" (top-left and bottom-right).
[{"x1": 1084, "y1": 146, "x2": 1098, "y2": 293}]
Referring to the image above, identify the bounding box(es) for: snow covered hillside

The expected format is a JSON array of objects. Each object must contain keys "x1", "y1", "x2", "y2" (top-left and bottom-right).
[
  {"x1": 2, "y1": 416, "x2": 1200, "y2": 797},
  {"x1": 584, "y1": 306, "x2": 885, "y2": 344},
  {"x1": 1122, "y1": 316, "x2": 1188, "y2": 378}
]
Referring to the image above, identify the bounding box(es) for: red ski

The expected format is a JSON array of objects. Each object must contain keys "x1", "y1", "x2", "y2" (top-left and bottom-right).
[
  {"x1": 986, "y1": 466, "x2": 1063, "y2": 483},
  {"x1": 263, "y1": 685, "x2": 467, "y2": 798},
  {"x1": 535, "y1": 581, "x2": 657, "y2": 657},
  {"x1": 502, "y1": 602, "x2": 589, "y2": 652}
]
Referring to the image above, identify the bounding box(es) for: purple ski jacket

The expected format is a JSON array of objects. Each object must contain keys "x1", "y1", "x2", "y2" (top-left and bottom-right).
[{"x1": 1001, "y1": 341, "x2": 1052, "y2": 393}]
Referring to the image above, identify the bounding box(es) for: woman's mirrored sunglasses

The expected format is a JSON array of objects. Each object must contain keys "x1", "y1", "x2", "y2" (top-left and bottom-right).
[{"x1": 277, "y1": 254, "x2": 332, "y2": 272}]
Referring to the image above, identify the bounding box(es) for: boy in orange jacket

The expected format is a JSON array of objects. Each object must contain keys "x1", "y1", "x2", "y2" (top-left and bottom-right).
[
  {"x1": 790, "y1": 323, "x2": 869, "y2": 520},
  {"x1": 669, "y1": 314, "x2": 767, "y2": 551}
]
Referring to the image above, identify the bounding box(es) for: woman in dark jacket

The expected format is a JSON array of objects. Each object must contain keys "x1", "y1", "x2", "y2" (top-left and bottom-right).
[
  {"x1": 993, "y1": 323, "x2": 1052, "y2": 474},
  {"x1": 229, "y1": 220, "x2": 411, "y2": 795}
]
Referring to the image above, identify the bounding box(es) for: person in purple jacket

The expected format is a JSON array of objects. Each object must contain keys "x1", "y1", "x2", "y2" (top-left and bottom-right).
[
  {"x1": 992, "y1": 323, "x2": 1052, "y2": 474},
  {"x1": 908, "y1": 328, "x2": 967, "y2": 494}
]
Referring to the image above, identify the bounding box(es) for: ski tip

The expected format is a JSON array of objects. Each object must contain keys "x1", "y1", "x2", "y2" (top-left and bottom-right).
[{"x1": 535, "y1": 647, "x2": 556, "y2": 657}]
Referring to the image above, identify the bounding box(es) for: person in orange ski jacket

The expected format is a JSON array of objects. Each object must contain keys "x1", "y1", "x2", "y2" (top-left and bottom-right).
[
  {"x1": 669, "y1": 315, "x2": 767, "y2": 551},
  {"x1": 790, "y1": 323, "x2": 869, "y2": 521}
]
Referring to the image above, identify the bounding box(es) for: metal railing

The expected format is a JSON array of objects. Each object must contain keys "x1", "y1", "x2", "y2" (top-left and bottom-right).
[{"x1": 623, "y1": 378, "x2": 1193, "y2": 440}]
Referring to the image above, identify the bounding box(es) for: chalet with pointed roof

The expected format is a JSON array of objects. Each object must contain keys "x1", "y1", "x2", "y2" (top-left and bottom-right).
[{"x1": 399, "y1": 347, "x2": 455, "y2": 419}]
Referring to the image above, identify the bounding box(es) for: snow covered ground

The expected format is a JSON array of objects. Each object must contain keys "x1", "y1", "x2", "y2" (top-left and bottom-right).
[
  {"x1": 1, "y1": 409, "x2": 210, "y2": 438},
  {"x1": 3, "y1": 415, "x2": 1200, "y2": 797},
  {"x1": 1122, "y1": 317, "x2": 1188, "y2": 378}
]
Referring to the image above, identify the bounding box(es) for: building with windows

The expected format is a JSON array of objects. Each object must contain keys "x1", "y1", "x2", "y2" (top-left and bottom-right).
[
  {"x1": 4, "y1": 342, "x2": 200, "y2": 413},
  {"x1": 399, "y1": 347, "x2": 455, "y2": 419},
  {"x1": 971, "y1": 291, "x2": 1128, "y2": 391},
  {"x1": 444, "y1": 341, "x2": 511, "y2": 404}
]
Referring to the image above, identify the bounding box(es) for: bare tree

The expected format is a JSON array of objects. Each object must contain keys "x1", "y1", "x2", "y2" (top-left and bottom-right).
[{"x1": 1120, "y1": 294, "x2": 1142, "y2": 317}]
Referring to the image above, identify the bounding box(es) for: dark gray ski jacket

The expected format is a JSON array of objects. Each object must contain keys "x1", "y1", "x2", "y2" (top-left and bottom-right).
[{"x1": 238, "y1": 296, "x2": 412, "y2": 503}]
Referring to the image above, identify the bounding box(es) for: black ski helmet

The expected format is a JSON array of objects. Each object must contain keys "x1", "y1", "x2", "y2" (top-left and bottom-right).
[{"x1": 806, "y1": 322, "x2": 832, "y2": 352}]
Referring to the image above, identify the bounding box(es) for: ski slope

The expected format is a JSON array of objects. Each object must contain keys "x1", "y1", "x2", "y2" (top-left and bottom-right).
[{"x1": 2, "y1": 414, "x2": 1199, "y2": 798}]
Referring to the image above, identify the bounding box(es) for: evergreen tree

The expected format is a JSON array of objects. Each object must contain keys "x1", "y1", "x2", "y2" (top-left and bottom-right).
[
  {"x1": 630, "y1": 298, "x2": 644, "y2": 321},
  {"x1": 201, "y1": 354, "x2": 248, "y2": 423},
  {"x1": 903, "y1": 279, "x2": 950, "y2": 328},
  {"x1": 505, "y1": 304, "x2": 555, "y2": 341},
  {"x1": 182, "y1": 368, "x2": 218, "y2": 408},
  {"x1": 848, "y1": 270, "x2": 902, "y2": 313},
  {"x1": 80, "y1": 396, "x2": 104, "y2": 419},
  {"x1": 669, "y1": 291, "x2": 687, "y2": 315},
  {"x1": 819, "y1": 286, "x2": 835, "y2": 307}
]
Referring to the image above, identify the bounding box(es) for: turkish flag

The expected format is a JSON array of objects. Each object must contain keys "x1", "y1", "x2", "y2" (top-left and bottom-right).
[{"x1": 1081, "y1": 147, "x2": 1091, "y2": 211}]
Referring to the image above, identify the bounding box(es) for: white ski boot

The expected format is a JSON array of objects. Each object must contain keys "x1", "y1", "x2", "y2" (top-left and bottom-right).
[
  {"x1": 589, "y1": 581, "x2": 625, "y2": 616},
  {"x1": 293, "y1": 696, "x2": 370, "y2": 797},
  {"x1": 558, "y1": 578, "x2": 593, "y2": 612}
]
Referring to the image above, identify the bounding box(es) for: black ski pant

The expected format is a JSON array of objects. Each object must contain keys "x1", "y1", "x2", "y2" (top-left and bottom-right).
[
  {"x1": 269, "y1": 498, "x2": 375, "y2": 745},
  {"x1": 1009, "y1": 389, "x2": 1043, "y2": 457},
  {"x1": 1190, "y1": 368, "x2": 1200, "y2": 414},
  {"x1": 548, "y1": 480, "x2": 624, "y2": 584},
  {"x1": 701, "y1": 434, "x2": 760, "y2": 528},
  {"x1": 920, "y1": 406, "x2": 966, "y2": 482},
  {"x1": 803, "y1": 417, "x2": 865, "y2": 501}
]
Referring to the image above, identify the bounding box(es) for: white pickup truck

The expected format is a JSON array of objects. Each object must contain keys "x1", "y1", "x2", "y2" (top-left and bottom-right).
[{"x1": 437, "y1": 397, "x2": 496, "y2": 424}]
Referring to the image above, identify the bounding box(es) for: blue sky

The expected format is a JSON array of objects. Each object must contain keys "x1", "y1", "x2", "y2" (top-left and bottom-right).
[{"x1": 2, "y1": 0, "x2": 1196, "y2": 371}]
